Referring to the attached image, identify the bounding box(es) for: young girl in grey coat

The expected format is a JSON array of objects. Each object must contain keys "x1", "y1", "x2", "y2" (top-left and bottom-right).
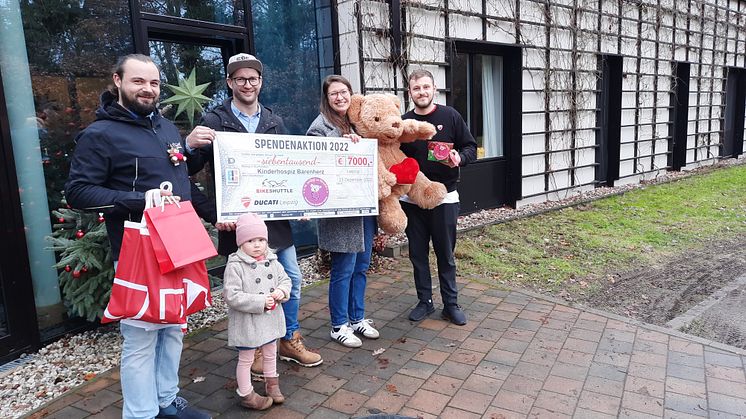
[{"x1": 223, "y1": 213, "x2": 292, "y2": 410}]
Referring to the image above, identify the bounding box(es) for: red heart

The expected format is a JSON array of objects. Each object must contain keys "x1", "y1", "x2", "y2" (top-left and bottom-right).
[{"x1": 389, "y1": 157, "x2": 419, "y2": 185}]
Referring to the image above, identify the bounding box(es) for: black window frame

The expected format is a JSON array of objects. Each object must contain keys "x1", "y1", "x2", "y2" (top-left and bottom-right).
[
  {"x1": 130, "y1": 1, "x2": 252, "y2": 56},
  {"x1": 446, "y1": 39, "x2": 522, "y2": 208}
]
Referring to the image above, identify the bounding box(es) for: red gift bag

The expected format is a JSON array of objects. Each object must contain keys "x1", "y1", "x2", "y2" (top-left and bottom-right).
[
  {"x1": 145, "y1": 200, "x2": 217, "y2": 274},
  {"x1": 102, "y1": 220, "x2": 212, "y2": 325}
]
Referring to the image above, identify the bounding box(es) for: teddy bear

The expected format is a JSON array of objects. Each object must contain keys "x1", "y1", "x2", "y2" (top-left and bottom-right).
[{"x1": 347, "y1": 93, "x2": 447, "y2": 234}]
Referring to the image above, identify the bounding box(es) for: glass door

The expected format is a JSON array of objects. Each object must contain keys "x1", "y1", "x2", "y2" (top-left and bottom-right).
[
  {"x1": 144, "y1": 31, "x2": 240, "y2": 274},
  {"x1": 149, "y1": 40, "x2": 230, "y2": 132}
]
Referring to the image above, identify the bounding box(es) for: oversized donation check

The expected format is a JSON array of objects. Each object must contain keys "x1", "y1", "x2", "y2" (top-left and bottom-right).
[{"x1": 213, "y1": 132, "x2": 379, "y2": 221}]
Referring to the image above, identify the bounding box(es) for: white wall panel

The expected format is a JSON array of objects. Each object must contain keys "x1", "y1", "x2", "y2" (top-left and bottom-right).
[
  {"x1": 449, "y1": 0, "x2": 480, "y2": 14},
  {"x1": 486, "y1": 20, "x2": 517, "y2": 44},
  {"x1": 406, "y1": 7, "x2": 444, "y2": 39},
  {"x1": 448, "y1": 14, "x2": 483, "y2": 40},
  {"x1": 487, "y1": 1, "x2": 516, "y2": 19}
]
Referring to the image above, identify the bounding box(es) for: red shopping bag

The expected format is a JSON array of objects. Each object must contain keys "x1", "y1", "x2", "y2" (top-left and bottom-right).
[
  {"x1": 145, "y1": 200, "x2": 217, "y2": 274},
  {"x1": 102, "y1": 220, "x2": 212, "y2": 325}
]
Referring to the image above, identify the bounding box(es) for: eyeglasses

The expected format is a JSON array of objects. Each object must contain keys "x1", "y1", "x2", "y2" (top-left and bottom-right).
[
  {"x1": 231, "y1": 76, "x2": 261, "y2": 87},
  {"x1": 327, "y1": 89, "x2": 350, "y2": 99}
]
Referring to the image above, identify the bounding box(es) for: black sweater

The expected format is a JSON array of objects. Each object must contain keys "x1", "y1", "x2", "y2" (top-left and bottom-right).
[{"x1": 401, "y1": 105, "x2": 477, "y2": 192}]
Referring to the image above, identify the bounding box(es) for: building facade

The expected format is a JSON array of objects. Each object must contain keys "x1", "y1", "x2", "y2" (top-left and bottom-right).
[
  {"x1": 1, "y1": 0, "x2": 745, "y2": 360},
  {"x1": 339, "y1": 0, "x2": 746, "y2": 211}
]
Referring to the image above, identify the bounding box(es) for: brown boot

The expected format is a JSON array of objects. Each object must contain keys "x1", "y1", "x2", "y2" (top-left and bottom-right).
[
  {"x1": 239, "y1": 390, "x2": 273, "y2": 410},
  {"x1": 265, "y1": 376, "x2": 285, "y2": 404},
  {"x1": 250, "y1": 348, "x2": 263, "y2": 380},
  {"x1": 279, "y1": 331, "x2": 323, "y2": 367}
]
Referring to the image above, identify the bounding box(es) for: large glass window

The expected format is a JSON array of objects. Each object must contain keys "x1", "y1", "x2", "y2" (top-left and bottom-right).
[
  {"x1": 140, "y1": 0, "x2": 246, "y2": 26},
  {"x1": 252, "y1": 0, "x2": 325, "y2": 252},
  {"x1": 452, "y1": 52, "x2": 504, "y2": 159},
  {"x1": 252, "y1": 0, "x2": 321, "y2": 135},
  {"x1": 22, "y1": 0, "x2": 134, "y2": 211},
  {"x1": 16, "y1": 0, "x2": 134, "y2": 333}
]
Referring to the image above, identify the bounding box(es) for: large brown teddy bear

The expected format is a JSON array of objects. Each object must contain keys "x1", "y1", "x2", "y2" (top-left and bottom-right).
[{"x1": 347, "y1": 93, "x2": 447, "y2": 234}]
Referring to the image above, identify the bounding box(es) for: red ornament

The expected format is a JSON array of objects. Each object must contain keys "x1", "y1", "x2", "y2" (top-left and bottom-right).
[
  {"x1": 64, "y1": 265, "x2": 72, "y2": 272},
  {"x1": 58, "y1": 217, "x2": 65, "y2": 223},
  {"x1": 81, "y1": 266, "x2": 88, "y2": 273},
  {"x1": 72, "y1": 270, "x2": 81, "y2": 278},
  {"x1": 98, "y1": 215, "x2": 105, "y2": 223},
  {"x1": 75, "y1": 229, "x2": 85, "y2": 239}
]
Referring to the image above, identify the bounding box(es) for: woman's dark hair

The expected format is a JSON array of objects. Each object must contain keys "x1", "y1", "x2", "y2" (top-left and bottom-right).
[
  {"x1": 108, "y1": 54, "x2": 159, "y2": 98},
  {"x1": 320, "y1": 74, "x2": 354, "y2": 135}
]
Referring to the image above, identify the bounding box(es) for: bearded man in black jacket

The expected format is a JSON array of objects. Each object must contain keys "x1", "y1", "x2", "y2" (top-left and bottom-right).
[{"x1": 66, "y1": 54, "x2": 213, "y2": 419}]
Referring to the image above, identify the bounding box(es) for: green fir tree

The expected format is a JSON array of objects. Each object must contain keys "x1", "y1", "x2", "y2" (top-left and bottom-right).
[{"x1": 47, "y1": 198, "x2": 113, "y2": 321}]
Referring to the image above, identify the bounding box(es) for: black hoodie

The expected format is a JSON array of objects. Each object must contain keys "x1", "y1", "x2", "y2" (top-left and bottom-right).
[{"x1": 65, "y1": 91, "x2": 215, "y2": 259}]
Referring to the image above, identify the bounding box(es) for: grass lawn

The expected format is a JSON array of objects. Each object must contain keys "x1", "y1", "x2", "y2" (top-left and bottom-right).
[{"x1": 455, "y1": 164, "x2": 746, "y2": 292}]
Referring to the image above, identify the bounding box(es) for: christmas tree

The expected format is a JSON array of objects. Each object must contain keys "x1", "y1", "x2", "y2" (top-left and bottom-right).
[{"x1": 47, "y1": 199, "x2": 113, "y2": 322}]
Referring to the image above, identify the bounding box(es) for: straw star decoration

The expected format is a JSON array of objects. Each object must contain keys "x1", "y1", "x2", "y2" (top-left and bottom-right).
[{"x1": 161, "y1": 69, "x2": 211, "y2": 126}]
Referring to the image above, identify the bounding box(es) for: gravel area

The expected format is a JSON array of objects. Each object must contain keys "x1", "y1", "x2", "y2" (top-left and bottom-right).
[{"x1": 1, "y1": 157, "x2": 742, "y2": 418}]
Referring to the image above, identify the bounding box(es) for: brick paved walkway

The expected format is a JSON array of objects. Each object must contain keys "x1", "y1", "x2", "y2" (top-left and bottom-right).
[{"x1": 28, "y1": 262, "x2": 746, "y2": 418}]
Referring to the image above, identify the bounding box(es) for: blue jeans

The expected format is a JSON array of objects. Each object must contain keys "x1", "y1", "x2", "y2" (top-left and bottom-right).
[
  {"x1": 328, "y1": 216, "x2": 375, "y2": 327},
  {"x1": 120, "y1": 322, "x2": 182, "y2": 419},
  {"x1": 276, "y1": 245, "x2": 302, "y2": 340}
]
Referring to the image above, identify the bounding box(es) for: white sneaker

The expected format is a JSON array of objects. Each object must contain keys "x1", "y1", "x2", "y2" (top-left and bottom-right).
[
  {"x1": 330, "y1": 324, "x2": 362, "y2": 348},
  {"x1": 351, "y1": 319, "x2": 380, "y2": 339}
]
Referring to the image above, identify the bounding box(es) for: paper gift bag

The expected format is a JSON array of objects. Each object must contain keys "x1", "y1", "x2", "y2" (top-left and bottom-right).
[
  {"x1": 145, "y1": 200, "x2": 217, "y2": 274},
  {"x1": 102, "y1": 221, "x2": 212, "y2": 325}
]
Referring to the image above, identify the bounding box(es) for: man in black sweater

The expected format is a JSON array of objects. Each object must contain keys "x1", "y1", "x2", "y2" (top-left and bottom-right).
[{"x1": 400, "y1": 69, "x2": 477, "y2": 325}]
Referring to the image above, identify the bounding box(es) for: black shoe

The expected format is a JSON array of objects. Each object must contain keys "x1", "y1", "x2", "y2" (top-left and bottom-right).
[
  {"x1": 409, "y1": 301, "x2": 435, "y2": 321},
  {"x1": 442, "y1": 304, "x2": 467, "y2": 325},
  {"x1": 157, "y1": 396, "x2": 211, "y2": 419}
]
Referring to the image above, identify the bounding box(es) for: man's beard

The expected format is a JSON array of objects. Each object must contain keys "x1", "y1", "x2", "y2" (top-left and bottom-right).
[
  {"x1": 413, "y1": 95, "x2": 433, "y2": 109},
  {"x1": 121, "y1": 91, "x2": 158, "y2": 116},
  {"x1": 233, "y1": 89, "x2": 258, "y2": 108}
]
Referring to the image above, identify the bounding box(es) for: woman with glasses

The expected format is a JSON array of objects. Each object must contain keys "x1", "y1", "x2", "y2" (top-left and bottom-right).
[{"x1": 306, "y1": 75, "x2": 379, "y2": 348}]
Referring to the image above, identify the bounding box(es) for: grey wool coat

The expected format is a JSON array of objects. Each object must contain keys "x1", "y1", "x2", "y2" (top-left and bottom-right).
[
  {"x1": 223, "y1": 249, "x2": 292, "y2": 348},
  {"x1": 307, "y1": 113, "x2": 367, "y2": 253}
]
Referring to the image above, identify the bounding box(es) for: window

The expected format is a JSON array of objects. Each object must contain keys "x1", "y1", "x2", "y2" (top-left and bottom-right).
[
  {"x1": 149, "y1": 41, "x2": 229, "y2": 128},
  {"x1": 139, "y1": 0, "x2": 246, "y2": 26},
  {"x1": 452, "y1": 52, "x2": 504, "y2": 159},
  {"x1": 0, "y1": 0, "x2": 135, "y2": 337},
  {"x1": 251, "y1": 0, "x2": 322, "y2": 135}
]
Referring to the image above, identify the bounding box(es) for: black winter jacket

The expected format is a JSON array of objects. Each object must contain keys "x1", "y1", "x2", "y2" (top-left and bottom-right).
[
  {"x1": 65, "y1": 91, "x2": 215, "y2": 259},
  {"x1": 188, "y1": 98, "x2": 294, "y2": 255}
]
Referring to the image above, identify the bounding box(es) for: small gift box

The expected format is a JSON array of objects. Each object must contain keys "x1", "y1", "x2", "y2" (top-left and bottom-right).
[{"x1": 427, "y1": 141, "x2": 453, "y2": 162}]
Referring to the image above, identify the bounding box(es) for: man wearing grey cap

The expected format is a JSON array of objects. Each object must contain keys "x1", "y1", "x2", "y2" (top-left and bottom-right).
[{"x1": 186, "y1": 53, "x2": 323, "y2": 376}]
